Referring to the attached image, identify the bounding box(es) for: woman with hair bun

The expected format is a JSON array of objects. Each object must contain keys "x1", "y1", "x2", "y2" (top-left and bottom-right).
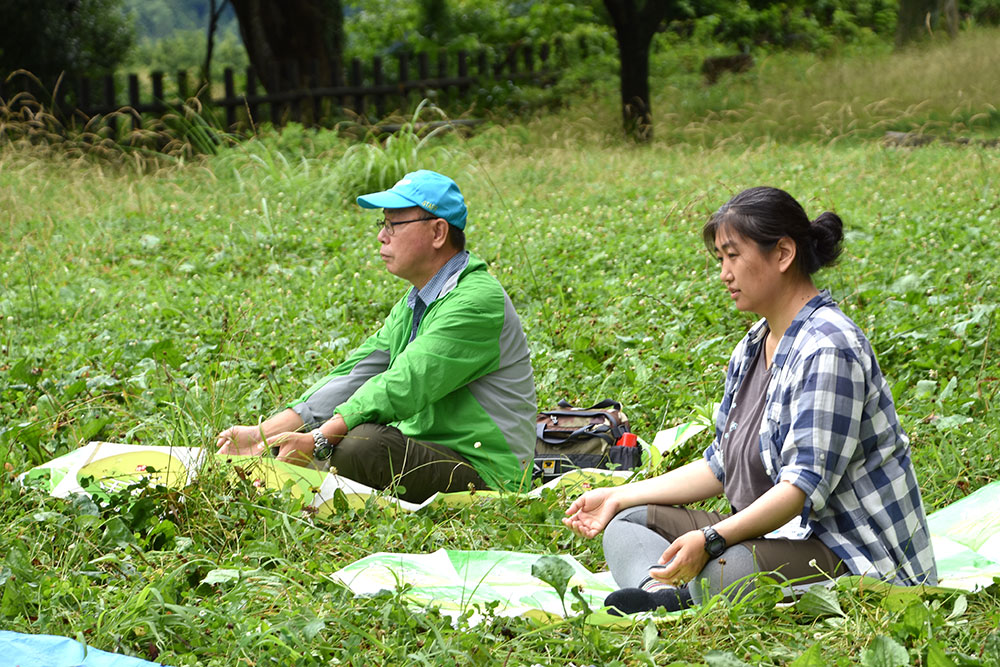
[{"x1": 564, "y1": 187, "x2": 937, "y2": 615}]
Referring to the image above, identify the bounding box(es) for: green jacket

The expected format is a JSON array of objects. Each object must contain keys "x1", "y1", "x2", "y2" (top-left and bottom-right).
[{"x1": 288, "y1": 253, "x2": 536, "y2": 489}]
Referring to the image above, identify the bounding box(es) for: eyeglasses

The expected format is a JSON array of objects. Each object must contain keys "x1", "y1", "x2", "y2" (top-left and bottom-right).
[{"x1": 376, "y1": 215, "x2": 435, "y2": 235}]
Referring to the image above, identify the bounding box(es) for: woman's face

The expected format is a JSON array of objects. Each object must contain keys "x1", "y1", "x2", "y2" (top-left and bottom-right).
[{"x1": 713, "y1": 225, "x2": 783, "y2": 315}]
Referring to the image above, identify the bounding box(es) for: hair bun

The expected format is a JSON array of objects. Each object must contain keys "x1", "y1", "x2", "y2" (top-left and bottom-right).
[{"x1": 810, "y1": 212, "x2": 844, "y2": 269}]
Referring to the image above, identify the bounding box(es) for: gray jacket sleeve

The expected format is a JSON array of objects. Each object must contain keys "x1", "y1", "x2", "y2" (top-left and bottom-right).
[{"x1": 289, "y1": 349, "x2": 390, "y2": 428}]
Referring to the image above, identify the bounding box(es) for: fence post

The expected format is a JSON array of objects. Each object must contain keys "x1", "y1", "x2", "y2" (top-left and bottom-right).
[
  {"x1": 269, "y1": 62, "x2": 282, "y2": 126},
  {"x1": 457, "y1": 50, "x2": 469, "y2": 95},
  {"x1": 477, "y1": 49, "x2": 489, "y2": 80},
  {"x1": 224, "y1": 68, "x2": 237, "y2": 128},
  {"x1": 177, "y1": 70, "x2": 189, "y2": 102},
  {"x1": 306, "y1": 59, "x2": 321, "y2": 125},
  {"x1": 78, "y1": 76, "x2": 92, "y2": 123},
  {"x1": 103, "y1": 74, "x2": 117, "y2": 137},
  {"x1": 373, "y1": 55, "x2": 385, "y2": 118},
  {"x1": 128, "y1": 73, "x2": 141, "y2": 130},
  {"x1": 350, "y1": 57, "x2": 364, "y2": 116},
  {"x1": 287, "y1": 61, "x2": 302, "y2": 123},
  {"x1": 327, "y1": 61, "x2": 343, "y2": 117},
  {"x1": 436, "y1": 50, "x2": 449, "y2": 106},
  {"x1": 397, "y1": 53, "x2": 410, "y2": 109},
  {"x1": 151, "y1": 72, "x2": 164, "y2": 113}
]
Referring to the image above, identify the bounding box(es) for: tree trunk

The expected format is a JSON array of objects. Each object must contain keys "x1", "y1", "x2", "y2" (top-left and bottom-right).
[
  {"x1": 896, "y1": 0, "x2": 959, "y2": 47},
  {"x1": 201, "y1": 0, "x2": 228, "y2": 93},
  {"x1": 230, "y1": 0, "x2": 344, "y2": 93},
  {"x1": 602, "y1": 0, "x2": 676, "y2": 142}
]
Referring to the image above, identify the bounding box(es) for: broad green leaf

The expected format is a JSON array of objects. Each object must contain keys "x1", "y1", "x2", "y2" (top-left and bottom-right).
[
  {"x1": 101, "y1": 517, "x2": 137, "y2": 548},
  {"x1": 896, "y1": 600, "x2": 933, "y2": 641},
  {"x1": 914, "y1": 379, "x2": 937, "y2": 399},
  {"x1": 202, "y1": 568, "x2": 245, "y2": 585},
  {"x1": 78, "y1": 416, "x2": 111, "y2": 442},
  {"x1": 938, "y1": 376, "x2": 957, "y2": 402},
  {"x1": 879, "y1": 586, "x2": 924, "y2": 612},
  {"x1": 944, "y1": 595, "x2": 967, "y2": 621},
  {"x1": 790, "y1": 643, "x2": 828, "y2": 667},
  {"x1": 68, "y1": 492, "x2": 100, "y2": 517},
  {"x1": 933, "y1": 415, "x2": 973, "y2": 432},
  {"x1": 926, "y1": 641, "x2": 957, "y2": 667},
  {"x1": 569, "y1": 584, "x2": 592, "y2": 617},
  {"x1": 332, "y1": 488, "x2": 350, "y2": 514},
  {"x1": 10, "y1": 359, "x2": 41, "y2": 387},
  {"x1": 242, "y1": 540, "x2": 281, "y2": 559},
  {"x1": 531, "y1": 555, "x2": 573, "y2": 601},
  {"x1": 796, "y1": 585, "x2": 845, "y2": 619},
  {"x1": 32, "y1": 510, "x2": 69, "y2": 525},
  {"x1": 861, "y1": 636, "x2": 909, "y2": 667},
  {"x1": 643, "y1": 617, "x2": 659, "y2": 652},
  {"x1": 302, "y1": 618, "x2": 325, "y2": 640}
]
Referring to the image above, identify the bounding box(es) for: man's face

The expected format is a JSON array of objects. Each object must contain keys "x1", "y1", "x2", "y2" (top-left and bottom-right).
[{"x1": 377, "y1": 207, "x2": 439, "y2": 286}]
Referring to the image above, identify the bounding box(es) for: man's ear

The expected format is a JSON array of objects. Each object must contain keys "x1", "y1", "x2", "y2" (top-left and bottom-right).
[
  {"x1": 776, "y1": 237, "x2": 797, "y2": 273},
  {"x1": 430, "y1": 218, "x2": 449, "y2": 249}
]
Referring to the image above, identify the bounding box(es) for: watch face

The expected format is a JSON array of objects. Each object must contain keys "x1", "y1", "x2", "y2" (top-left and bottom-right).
[
  {"x1": 708, "y1": 537, "x2": 725, "y2": 556},
  {"x1": 704, "y1": 528, "x2": 726, "y2": 557}
]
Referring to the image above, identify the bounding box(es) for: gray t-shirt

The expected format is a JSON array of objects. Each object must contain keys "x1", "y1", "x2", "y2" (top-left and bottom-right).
[{"x1": 721, "y1": 342, "x2": 774, "y2": 513}]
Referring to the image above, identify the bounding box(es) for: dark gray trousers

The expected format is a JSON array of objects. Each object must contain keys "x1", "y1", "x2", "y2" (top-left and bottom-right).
[{"x1": 313, "y1": 422, "x2": 487, "y2": 503}]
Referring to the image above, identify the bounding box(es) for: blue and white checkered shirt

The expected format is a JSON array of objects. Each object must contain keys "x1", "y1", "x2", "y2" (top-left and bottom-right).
[
  {"x1": 705, "y1": 290, "x2": 937, "y2": 586},
  {"x1": 406, "y1": 251, "x2": 470, "y2": 342}
]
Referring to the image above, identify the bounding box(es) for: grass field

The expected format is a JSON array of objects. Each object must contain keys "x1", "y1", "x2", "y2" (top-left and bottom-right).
[{"x1": 1, "y1": 28, "x2": 999, "y2": 666}]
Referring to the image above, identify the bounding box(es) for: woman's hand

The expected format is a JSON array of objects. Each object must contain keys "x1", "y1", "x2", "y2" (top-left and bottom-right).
[
  {"x1": 216, "y1": 425, "x2": 267, "y2": 456},
  {"x1": 648, "y1": 529, "x2": 711, "y2": 587},
  {"x1": 562, "y1": 487, "x2": 620, "y2": 538}
]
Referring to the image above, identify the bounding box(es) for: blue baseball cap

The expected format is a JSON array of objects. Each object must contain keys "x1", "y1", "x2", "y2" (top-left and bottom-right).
[{"x1": 357, "y1": 170, "x2": 468, "y2": 230}]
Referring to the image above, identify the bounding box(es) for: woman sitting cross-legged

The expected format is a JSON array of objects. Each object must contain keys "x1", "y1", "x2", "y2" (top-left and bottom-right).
[{"x1": 563, "y1": 187, "x2": 937, "y2": 614}]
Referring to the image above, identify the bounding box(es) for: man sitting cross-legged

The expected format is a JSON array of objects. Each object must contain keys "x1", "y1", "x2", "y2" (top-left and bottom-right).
[{"x1": 217, "y1": 170, "x2": 537, "y2": 502}]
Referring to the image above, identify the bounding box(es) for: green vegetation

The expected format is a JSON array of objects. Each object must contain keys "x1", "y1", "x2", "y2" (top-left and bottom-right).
[
  {"x1": 2, "y1": 27, "x2": 1000, "y2": 666},
  {"x1": 0, "y1": 0, "x2": 134, "y2": 82}
]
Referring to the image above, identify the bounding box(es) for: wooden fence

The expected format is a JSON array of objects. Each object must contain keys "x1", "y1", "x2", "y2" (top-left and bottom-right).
[{"x1": 0, "y1": 40, "x2": 567, "y2": 135}]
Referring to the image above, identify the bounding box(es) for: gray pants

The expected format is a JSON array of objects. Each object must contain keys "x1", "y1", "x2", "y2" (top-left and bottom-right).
[
  {"x1": 603, "y1": 505, "x2": 846, "y2": 604},
  {"x1": 312, "y1": 423, "x2": 487, "y2": 503}
]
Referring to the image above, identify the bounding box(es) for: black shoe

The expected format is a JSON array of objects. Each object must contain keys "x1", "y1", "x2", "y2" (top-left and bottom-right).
[{"x1": 604, "y1": 586, "x2": 693, "y2": 616}]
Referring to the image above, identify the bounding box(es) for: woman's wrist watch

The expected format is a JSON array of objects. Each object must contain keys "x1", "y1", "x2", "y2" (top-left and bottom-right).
[
  {"x1": 701, "y1": 525, "x2": 727, "y2": 558},
  {"x1": 311, "y1": 429, "x2": 334, "y2": 460}
]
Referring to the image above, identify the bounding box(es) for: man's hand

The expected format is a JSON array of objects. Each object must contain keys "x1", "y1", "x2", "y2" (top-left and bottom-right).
[
  {"x1": 562, "y1": 488, "x2": 620, "y2": 538},
  {"x1": 649, "y1": 529, "x2": 711, "y2": 587},
  {"x1": 268, "y1": 432, "x2": 315, "y2": 467},
  {"x1": 216, "y1": 425, "x2": 267, "y2": 456}
]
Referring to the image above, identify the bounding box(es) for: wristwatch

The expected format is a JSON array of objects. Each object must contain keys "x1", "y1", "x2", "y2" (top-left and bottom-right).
[
  {"x1": 701, "y1": 525, "x2": 727, "y2": 558},
  {"x1": 312, "y1": 429, "x2": 334, "y2": 461}
]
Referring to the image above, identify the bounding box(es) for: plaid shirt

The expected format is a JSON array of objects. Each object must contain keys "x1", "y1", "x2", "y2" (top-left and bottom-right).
[{"x1": 705, "y1": 291, "x2": 937, "y2": 586}]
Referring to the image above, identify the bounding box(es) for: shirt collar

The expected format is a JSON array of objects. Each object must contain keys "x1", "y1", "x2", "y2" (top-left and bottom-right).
[
  {"x1": 407, "y1": 251, "x2": 470, "y2": 309},
  {"x1": 770, "y1": 289, "x2": 835, "y2": 368}
]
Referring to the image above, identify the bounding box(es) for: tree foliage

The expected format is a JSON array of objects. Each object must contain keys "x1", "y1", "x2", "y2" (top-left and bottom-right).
[{"x1": 0, "y1": 0, "x2": 134, "y2": 85}]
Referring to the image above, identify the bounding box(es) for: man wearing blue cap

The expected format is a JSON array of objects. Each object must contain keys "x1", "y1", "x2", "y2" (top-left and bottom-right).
[{"x1": 217, "y1": 170, "x2": 537, "y2": 502}]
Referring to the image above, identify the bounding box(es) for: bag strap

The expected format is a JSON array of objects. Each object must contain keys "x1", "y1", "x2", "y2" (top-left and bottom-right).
[
  {"x1": 539, "y1": 410, "x2": 624, "y2": 432},
  {"x1": 536, "y1": 421, "x2": 616, "y2": 446},
  {"x1": 557, "y1": 398, "x2": 623, "y2": 411}
]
